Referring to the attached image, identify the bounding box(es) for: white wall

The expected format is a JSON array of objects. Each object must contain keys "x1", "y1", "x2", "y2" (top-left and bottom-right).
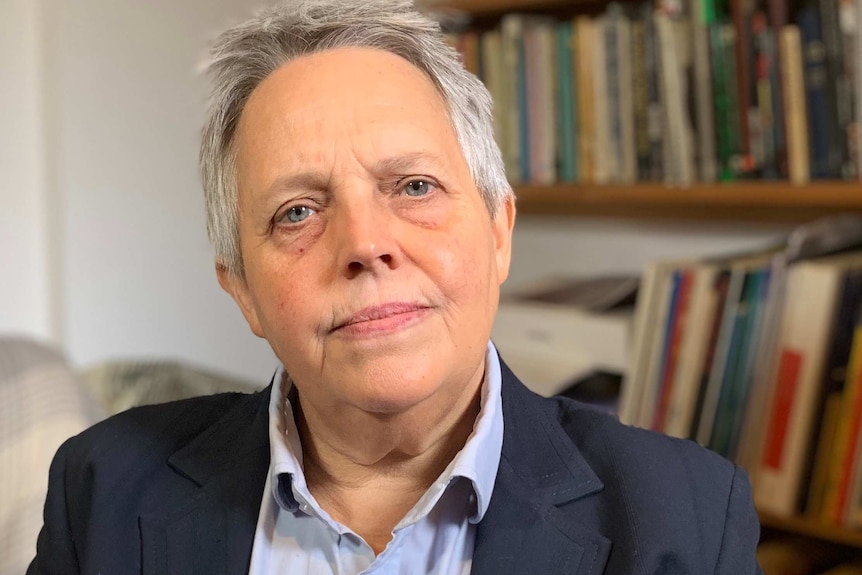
[
  {"x1": 1, "y1": 0, "x2": 794, "y2": 384},
  {"x1": 0, "y1": 0, "x2": 53, "y2": 341},
  {"x1": 42, "y1": 0, "x2": 278, "y2": 382}
]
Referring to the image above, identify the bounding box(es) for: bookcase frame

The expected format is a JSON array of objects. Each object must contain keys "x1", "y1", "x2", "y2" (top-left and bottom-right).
[{"x1": 437, "y1": 0, "x2": 862, "y2": 550}]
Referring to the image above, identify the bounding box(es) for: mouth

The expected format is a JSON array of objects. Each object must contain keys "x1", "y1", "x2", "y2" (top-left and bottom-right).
[{"x1": 333, "y1": 302, "x2": 432, "y2": 337}]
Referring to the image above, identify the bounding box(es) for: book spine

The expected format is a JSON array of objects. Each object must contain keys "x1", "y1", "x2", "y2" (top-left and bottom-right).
[
  {"x1": 800, "y1": 270, "x2": 862, "y2": 513},
  {"x1": 711, "y1": 24, "x2": 742, "y2": 181},
  {"x1": 819, "y1": 0, "x2": 849, "y2": 178},
  {"x1": 655, "y1": 270, "x2": 694, "y2": 432},
  {"x1": 768, "y1": 0, "x2": 790, "y2": 177},
  {"x1": 617, "y1": 11, "x2": 637, "y2": 183},
  {"x1": 576, "y1": 17, "x2": 596, "y2": 184},
  {"x1": 500, "y1": 16, "x2": 523, "y2": 184},
  {"x1": 753, "y1": 12, "x2": 779, "y2": 178},
  {"x1": 632, "y1": 15, "x2": 652, "y2": 180},
  {"x1": 854, "y1": 0, "x2": 862, "y2": 179},
  {"x1": 781, "y1": 25, "x2": 811, "y2": 185},
  {"x1": 798, "y1": 4, "x2": 835, "y2": 179},
  {"x1": 592, "y1": 17, "x2": 611, "y2": 184},
  {"x1": 645, "y1": 8, "x2": 664, "y2": 181},
  {"x1": 689, "y1": 270, "x2": 732, "y2": 440},
  {"x1": 605, "y1": 11, "x2": 623, "y2": 183},
  {"x1": 823, "y1": 320, "x2": 862, "y2": 524},
  {"x1": 556, "y1": 22, "x2": 576, "y2": 183},
  {"x1": 692, "y1": 0, "x2": 718, "y2": 182},
  {"x1": 730, "y1": 0, "x2": 755, "y2": 174}
]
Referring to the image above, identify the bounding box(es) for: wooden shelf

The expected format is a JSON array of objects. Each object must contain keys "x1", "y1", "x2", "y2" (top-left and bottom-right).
[
  {"x1": 512, "y1": 182, "x2": 862, "y2": 222},
  {"x1": 759, "y1": 511, "x2": 862, "y2": 550},
  {"x1": 437, "y1": 0, "x2": 594, "y2": 15}
]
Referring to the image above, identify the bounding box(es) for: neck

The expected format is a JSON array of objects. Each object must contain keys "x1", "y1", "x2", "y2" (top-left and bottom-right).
[
  {"x1": 290, "y1": 360, "x2": 485, "y2": 547},
  {"x1": 295, "y1": 360, "x2": 484, "y2": 490}
]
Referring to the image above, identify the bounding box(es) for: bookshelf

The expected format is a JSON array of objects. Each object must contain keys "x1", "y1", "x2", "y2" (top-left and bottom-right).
[
  {"x1": 514, "y1": 182, "x2": 862, "y2": 222},
  {"x1": 431, "y1": 0, "x2": 862, "y2": 561}
]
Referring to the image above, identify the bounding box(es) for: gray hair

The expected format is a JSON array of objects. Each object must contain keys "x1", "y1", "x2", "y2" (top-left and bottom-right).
[{"x1": 200, "y1": 0, "x2": 512, "y2": 276}]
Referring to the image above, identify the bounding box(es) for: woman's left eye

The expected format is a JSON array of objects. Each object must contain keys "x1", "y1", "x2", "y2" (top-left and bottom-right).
[{"x1": 403, "y1": 179, "x2": 434, "y2": 197}]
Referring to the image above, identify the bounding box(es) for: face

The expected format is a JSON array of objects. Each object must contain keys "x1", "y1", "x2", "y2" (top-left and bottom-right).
[{"x1": 220, "y1": 47, "x2": 515, "y2": 417}]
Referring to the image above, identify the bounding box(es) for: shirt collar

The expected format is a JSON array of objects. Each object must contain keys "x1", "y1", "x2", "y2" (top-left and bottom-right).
[{"x1": 265, "y1": 341, "x2": 504, "y2": 524}]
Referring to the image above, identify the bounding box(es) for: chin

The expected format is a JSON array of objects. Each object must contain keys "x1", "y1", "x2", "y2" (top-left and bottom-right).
[{"x1": 348, "y1": 373, "x2": 442, "y2": 415}]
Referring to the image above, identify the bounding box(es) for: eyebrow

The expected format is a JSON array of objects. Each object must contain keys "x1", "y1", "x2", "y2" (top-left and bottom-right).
[
  {"x1": 264, "y1": 151, "x2": 446, "y2": 196},
  {"x1": 372, "y1": 152, "x2": 445, "y2": 177}
]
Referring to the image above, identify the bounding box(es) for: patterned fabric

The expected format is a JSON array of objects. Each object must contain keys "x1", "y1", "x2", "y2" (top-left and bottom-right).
[
  {"x1": 0, "y1": 338, "x2": 105, "y2": 575},
  {"x1": 2, "y1": 338, "x2": 262, "y2": 575},
  {"x1": 82, "y1": 360, "x2": 262, "y2": 415}
]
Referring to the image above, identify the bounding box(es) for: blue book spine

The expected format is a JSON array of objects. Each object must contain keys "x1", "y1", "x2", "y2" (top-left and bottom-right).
[{"x1": 798, "y1": 4, "x2": 834, "y2": 178}]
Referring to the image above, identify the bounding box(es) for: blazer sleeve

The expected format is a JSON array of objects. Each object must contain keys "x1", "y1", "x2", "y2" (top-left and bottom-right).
[
  {"x1": 27, "y1": 439, "x2": 80, "y2": 575},
  {"x1": 713, "y1": 465, "x2": 763, "y2": 575}
]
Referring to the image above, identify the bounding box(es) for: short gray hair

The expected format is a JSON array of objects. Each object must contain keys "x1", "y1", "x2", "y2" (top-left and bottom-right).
[{"x1": 200, "y1": 0, "x2": 512, "y2": 276}]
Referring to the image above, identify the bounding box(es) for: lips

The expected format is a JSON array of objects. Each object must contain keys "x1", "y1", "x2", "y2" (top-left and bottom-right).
[{"x1": 333, "y1": 302, "x2": 430, "y2": 333}]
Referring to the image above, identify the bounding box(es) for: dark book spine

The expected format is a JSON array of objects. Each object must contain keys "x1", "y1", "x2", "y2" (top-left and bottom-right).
[
  {"x1": 712, "y1": 23, "x2": 743, "y2": 180},
  {"x1": 731, "y1": 0, "x2": 755, "y2": 174},
  {"x1": 645, "y1": 9, "x2": 664, "y2": 181},
  {"x1": 798, "y1": 4, "x2": 835, "y2": 178},
  {"x1": 689, "y1": 270, "x2": 732, "y2": 440},
  {"x1": 818, "y1": 0, "x2": 848, "y2": 177},
  {"x1": 768, "y1": 0, "x2": 790, "y2": 177},
  {"x1": 753, "y1": 11, "x2": 779, "y2": 178},
  {"x1": 632, "y1": 16, "x2": 651, "y2": 180},
  {"x1": 798, "y1": 270, "x2": 862, "y2": 513}
]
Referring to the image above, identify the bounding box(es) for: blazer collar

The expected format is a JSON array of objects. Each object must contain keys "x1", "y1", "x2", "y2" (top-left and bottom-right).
[
  {"x1": 472, "y1": 360, "x2": 611, "y2": 575},
  {"x1": 140, "y1": 382, "x2": 273, "y2": 575}
]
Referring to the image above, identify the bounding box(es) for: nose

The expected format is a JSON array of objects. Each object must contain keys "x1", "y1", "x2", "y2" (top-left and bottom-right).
[{"x1": 332, "y1": 192, "x2": 401, "y2": 277}]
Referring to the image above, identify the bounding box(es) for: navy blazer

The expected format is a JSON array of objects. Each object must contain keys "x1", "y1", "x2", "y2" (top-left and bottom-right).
[{"x1": 29, "y1": 361, "x2": 762, "y2": 574}]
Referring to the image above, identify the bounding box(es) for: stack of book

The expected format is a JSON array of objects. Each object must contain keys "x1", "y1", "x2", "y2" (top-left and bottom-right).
[
  {"x1": 449, "y1": 0, "x2": 862, "y2": 186},
  {"x1": 621, "y1": 217, "x2": 862, "y2": 528}
]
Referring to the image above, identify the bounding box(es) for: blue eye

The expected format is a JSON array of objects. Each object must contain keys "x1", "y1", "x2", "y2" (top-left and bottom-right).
[
  {"x1": 404, "y1": 179, "x2": 433, "y2": 197},
  {"x1": 283, "y1": 205, "x2": 314, "y2": 223}
]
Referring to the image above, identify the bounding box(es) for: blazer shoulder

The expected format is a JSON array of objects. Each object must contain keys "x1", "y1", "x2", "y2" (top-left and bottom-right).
[
  {"x1": 61, "y1": 389, "x2": 266, "y2": 475},
  {"x1": 550, "y1": 395, "x2": 737, "y2": 483}
]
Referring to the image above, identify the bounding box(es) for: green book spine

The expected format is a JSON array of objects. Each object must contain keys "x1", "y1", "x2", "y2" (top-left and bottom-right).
[{"x1": 556, "y1": 22, "x2": 576, "y2": 182}]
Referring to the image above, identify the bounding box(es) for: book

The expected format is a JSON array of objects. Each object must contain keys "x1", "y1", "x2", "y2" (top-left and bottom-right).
[
  {"x1": 823, "y1": 305, "x2": 862, "y2": 524},
  {"x1": 663, "y1": 264, "x2": 722, "y2": 438},
  {"x1": 575, "y1": 16, "x2": 597, "y2": 184},
  {"x1": 555, "y1": 21, "x2": 577, "y2": 183},
  {"x1": 711, "y1": 22, "x2": 743, "y2": 181},
  {"x1": 689, "y1": 269, "x2": 733, "y2": 440},
  {"x1": 800, "y1": 268, "x2": 862, "y2": 514},
  {"x1": 755, "y1": 253, "x2": 861, "y2": 517},
  {"x1": 499, "y1": 15, "x2": 525, "y2": 184},
  {"x1": 620, "y1": 261, "x2": 675, "y2": 425},
  {"x1": 654, "y1": 270, "x2": 694, "y2": 431},
  {"x1": 780, "y1": 25, "x2": 811, "y2": 185},
  {"x1": 656, "y1": 12, "x2": 696, "y2": 185},
  {"x1": 730, "y1": 0, "x2": 755, "y2": 174},
  {"x1": 713, "y1": 267, "x2": 772, "y2": 460},
  {"x1": 592, "y1": 16, "x2": 611, "y2": 184},
  {"x1": 632, "y1": 9, "x2": 653, "y2": 180},
  {"x1": 690, "y1": 0, "x2": 718, "y2": 182},
  {"x1": 481, "y1": 30, "x2": 507, "y2": 178},
  {"x1": 798, "y1": 2, "x2": 836, "y2": 178},
  {"x1": 696, "y1": 258, "x2": 754, "y2": 446}
]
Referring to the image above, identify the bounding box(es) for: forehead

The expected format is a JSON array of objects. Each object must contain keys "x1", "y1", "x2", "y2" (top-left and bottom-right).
[{"x1": 234, "y1": 47, "x2": 463, "y2": 181}]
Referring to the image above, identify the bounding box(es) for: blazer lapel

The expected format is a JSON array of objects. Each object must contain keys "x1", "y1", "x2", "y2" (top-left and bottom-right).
[
  {"x1": 140, "y1": 384, "x2": 272, "y2": 575},
  {"x1": 472, "y1": 362, "x2": 611, "y2": 575}
]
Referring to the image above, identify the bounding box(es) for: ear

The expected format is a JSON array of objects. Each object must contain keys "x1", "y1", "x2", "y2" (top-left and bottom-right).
[
  {"x1": 492, "y1": 195, "x2": 516, "y2": 284},
  {"x1": 216, "y1": 263, "x2": 265, "y2": 338}
]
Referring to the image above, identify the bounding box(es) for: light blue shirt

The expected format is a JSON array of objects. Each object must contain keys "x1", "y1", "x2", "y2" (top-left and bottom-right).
[{"x1": 248, "y1": 342, "x2": 504, "y2": 574}]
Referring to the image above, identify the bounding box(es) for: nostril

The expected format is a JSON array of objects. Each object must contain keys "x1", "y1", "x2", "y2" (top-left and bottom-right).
[
  {"x1": 348, "y1": 260, "x2": 364, "y2": 274},
  {"x1": 381, "y1": 254, "x2": 393, "y2": 265}
]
